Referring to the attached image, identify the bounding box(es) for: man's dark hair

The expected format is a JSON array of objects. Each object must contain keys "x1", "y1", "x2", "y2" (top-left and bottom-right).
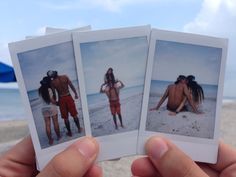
[
  {"x1": 186, "y1": 75, "x2": 204, "y2": 103},
  {"x1": 175, "y1": 75, "x2": 186, "y2": 84},
  {"x1": 47, "y1": 70, "x2": 58, "y2": 79}
]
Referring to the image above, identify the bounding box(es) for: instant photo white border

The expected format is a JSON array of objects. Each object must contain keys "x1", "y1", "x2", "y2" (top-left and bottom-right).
[
  {"x1": 45, "y1": 25, "x2": 91, "y2": 35},
  {"x1": 138, "y1": 29, "x2": 228, "y2": 163},
  {"x1": 8, "y1": 30, "x2": 91, "y2": 170},
  {"x1": 72, "y1": 25, "x2": 151, "y2": 161}
]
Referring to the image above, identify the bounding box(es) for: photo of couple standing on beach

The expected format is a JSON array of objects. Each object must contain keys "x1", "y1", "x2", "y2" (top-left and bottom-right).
[
  {"x1": 80, "y1": 37, "x2": 149, "y2": 137},
  {"x1": 18, "y1": 42, "x2": 85, "y2": 148},
  {"x1": 146, "y1": 40, "x2": 222, "y2": 139}
]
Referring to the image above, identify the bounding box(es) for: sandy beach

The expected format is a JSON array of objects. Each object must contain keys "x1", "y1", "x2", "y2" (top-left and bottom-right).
[
  {"x1": 146, "y1": 95, "x2": 216, "y2": 139},
  {"x1": 31, "y1": 98, "x2": 85, "y2": 149},
  {"x1": 0, "y1": 101, "x2": 236, "y2": 177},
  {"x1": 89, "y1": 93, "x2": 143, "y2": 137}
]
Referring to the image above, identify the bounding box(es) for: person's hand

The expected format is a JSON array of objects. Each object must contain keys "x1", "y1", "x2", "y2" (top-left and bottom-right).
[
  {"x1": 0, "y1": 136, "x2": 102, "y2": 177},
  {"x1": 149, "y1": 107, "x2": 157, "y2": 111},
  {"x1": 132, "y1": 136, "x2": 236, "y2": 177}
]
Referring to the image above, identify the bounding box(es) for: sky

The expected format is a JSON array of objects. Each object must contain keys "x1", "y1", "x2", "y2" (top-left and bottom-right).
[
  {"x1": 152, "y1": 40, "x2": 222, "y2": 85},
  {"x1": 18, "y1": 42, "x2": 78, "y2": 91},
  {"x1": 0, "y1": 0, "x2": 235, "y2": 97},
  {"x1": 80, "y1": 37, "x2": 148, "y2": 94}
]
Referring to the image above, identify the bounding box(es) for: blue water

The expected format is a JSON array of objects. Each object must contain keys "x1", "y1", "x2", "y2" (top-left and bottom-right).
[
  {"x1": 150, "y1": 80, "x2": 218, "y2": 99},
  {"x1": 0, "y1": 89, "x2": 26, "y2": 120},
  {"x1": 0, "y1": 80, "x2": 80, "y2": 120},
  {"x1": 87, "y1": 85, "x2": 144, "y2": 107},
  {"x1": 0, "y1": 82, "x2": 235, "y2": 121}
]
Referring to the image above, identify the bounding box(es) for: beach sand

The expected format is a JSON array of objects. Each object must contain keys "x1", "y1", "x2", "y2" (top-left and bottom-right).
[
  {"x1": 31, "y1": 99, "x2": 85, "y2": 149},
  {"x1": 146, "y1": 95, "x2": 216, "y2": 139},
  {"x1": 0, "y1": 101, "x2": 236, "y2": 177},
  {"x1": 89, "y1": 93, "x2": 142, "y2": 137}
]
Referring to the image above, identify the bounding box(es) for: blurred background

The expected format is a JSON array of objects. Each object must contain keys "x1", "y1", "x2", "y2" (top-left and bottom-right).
[{"x1": 1, "y1": 0, "x2": 236, "y2": 176}]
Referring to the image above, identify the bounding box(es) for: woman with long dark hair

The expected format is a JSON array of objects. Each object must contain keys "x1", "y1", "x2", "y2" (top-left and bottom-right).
[
  {"x1": 175, "y1": 75, "x2": 204, "y2": 114},
  {"x1": 104, "y1": 67, "x2": 115, "y2": 84},
  {"x1": 38, "y1": 76, "x2": 60, "y2": 145}
]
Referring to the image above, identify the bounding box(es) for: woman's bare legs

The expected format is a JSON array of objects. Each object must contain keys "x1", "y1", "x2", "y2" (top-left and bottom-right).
[
  {"x1": 52, "y1": 114, "x2": 61, "y2": 140},
  {"x1": 44, "y1": 117, "x2": 53, "y2": 145}
]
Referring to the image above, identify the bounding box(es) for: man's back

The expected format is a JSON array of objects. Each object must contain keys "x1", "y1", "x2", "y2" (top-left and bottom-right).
[
  {"x1": 167, "y1": 83, "x2": 186, "y2": 111},
  {"x1": 51, "y1": 75, "x2": 70, "y2": 97}
]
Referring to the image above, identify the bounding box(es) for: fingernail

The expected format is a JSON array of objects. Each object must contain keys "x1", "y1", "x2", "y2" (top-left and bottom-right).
[
  {"x1": 75, "y1": 138, "x2": 97, "y2": 159},
  {"x1": 147, "y1": 137, "x2": 168, "y2": 160}
]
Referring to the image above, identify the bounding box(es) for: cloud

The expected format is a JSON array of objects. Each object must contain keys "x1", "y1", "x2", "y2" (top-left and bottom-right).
[
  {"x1": 183, "y1": 0, "x2": 236, "y2": 96},
  {"x1": 184, "y1": 0, "x2": 236, "y2": 35}
]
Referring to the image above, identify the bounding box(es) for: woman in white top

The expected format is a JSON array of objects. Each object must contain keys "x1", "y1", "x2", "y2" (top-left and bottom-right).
[{"x1": 38, "y1": 76, "x2": 60, "y2": 145}]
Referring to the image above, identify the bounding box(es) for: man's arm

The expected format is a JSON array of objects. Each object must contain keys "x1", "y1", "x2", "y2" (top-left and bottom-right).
[
  {"x1": 183, "y1": 85, "x2": 199, "y2": 113},
  {"x1": 119, "y1": 80, "x2": 125, "y2": 89},
  {"x1": 50, "y1": 82, "x2": 57, "y2": 102},
  {"x1": 67, "y1": 76, "x2": 78, "y2": 99},
  {"x1": 176, "y1": 97, "x2": 187, "y2": 113},
  {"x1": 150, "y1": 86, "x2": 169, "y2": 111}
]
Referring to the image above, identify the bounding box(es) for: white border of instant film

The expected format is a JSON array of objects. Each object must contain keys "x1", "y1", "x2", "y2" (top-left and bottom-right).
[
  {"x1": 138, "y1": 29, "x2": 228, "y2": 163},
  {"x1": 8, "y1": 30, "x2": 90, "y2": 170},
  {"x1": 72, "y1": 25, "x2": 151, "y2": 161},
  {"x1": 45, "y1": 25, "x2": 91, "y2": 35}
]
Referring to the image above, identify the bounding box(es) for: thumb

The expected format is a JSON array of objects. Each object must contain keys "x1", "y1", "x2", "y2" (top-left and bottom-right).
[
  {"x1": 146, "y1": 137, "x2": 208, "y2": 177},
  {"x1": 38, "y1": 137, "x2": 99, "y2": 177}
]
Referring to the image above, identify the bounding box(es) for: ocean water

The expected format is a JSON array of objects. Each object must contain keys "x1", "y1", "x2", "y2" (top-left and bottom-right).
[
  {"x1": 0, "y1": 83, "x2": 235, "y2": 121},
  {"x1": 87, "y1": 85, "x2": 144, "y2": 108},
  {"x1": 0, "y1": 80, "x2": 80, "y2": 121},
  {"x1": 150, "y1": 80, "x2": 218, "y2": 99},
  {"x1": 0, "y1": 89, "x2": 25, "y2": 120}
]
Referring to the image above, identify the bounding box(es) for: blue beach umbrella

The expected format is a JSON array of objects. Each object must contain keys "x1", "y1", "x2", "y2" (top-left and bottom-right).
[{"x1": 0, "y1": 61, "x2": 16, "y2": 82}]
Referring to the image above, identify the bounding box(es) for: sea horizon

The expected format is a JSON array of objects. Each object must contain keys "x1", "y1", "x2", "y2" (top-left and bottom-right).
[{"x1": 0, "y1": 86, "x2": 235, "y2": 121}]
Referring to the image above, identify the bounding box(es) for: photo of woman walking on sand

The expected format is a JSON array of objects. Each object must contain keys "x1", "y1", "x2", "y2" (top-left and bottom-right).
[{"x1": 38, "y1": 76, "x2": 61, "y2": 145}]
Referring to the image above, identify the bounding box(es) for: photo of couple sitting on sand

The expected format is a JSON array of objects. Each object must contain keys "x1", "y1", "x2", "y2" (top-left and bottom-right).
[
  {"x1": 150, "y1": 75, "x2": 204, "y2": 115},
  {"x1": 146, "y1": 74, "x2": 218, "y2": 139},
  {"x1": 145, "y1": 39, "x2": 221, "y2": 139},
  {"x1": 38, "y1": 70, "x2": 83, "y2": 146}
]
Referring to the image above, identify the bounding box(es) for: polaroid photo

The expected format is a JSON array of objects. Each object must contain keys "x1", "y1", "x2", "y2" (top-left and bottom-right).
[
  {"x1": 138, "y1": 29, "x2": 228, "y2": 163},
  {"x1": 25, "y1": 25, "x2": 91, "y2": 39},
  {"x1": 45, "y1": 25, "x2": 91, "y2": 35},
  {"x1": 72, "y1": 25, "x2": 151, "y2": 160},
  {"x1": 9, "y1": 30, "x2": 90, "y2": 170}
]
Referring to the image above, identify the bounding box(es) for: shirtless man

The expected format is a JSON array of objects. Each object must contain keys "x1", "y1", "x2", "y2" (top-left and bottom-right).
[
  {"x1": 150, "y1": 75, "x2": 199, "y2": 115},
  {"x1": 47, "y1": 70, "x2": 81, "y2": 136},
  {"x1": 100, "y1": 75, "x2": 125, "y2": 129}
]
